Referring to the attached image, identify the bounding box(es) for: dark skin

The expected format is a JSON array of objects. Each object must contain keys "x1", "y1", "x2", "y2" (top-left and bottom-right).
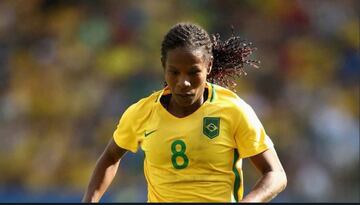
[
  {"x1": 162, "y1": 46, "x2": 212, "y2": 118},
  {"x1": 82, "y1": 46, "x2": 287, "y2": 203}
]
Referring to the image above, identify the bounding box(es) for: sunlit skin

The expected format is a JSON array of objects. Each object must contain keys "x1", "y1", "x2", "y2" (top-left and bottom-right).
[{"x1": 162, "y1": 46, "x2": 212, "y2": 118}]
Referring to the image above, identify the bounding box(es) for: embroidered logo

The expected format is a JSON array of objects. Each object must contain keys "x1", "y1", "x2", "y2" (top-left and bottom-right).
[
  {"x1": 203, "y1": 117, "x2": 220, "y2": 139},
  {"x1": 144, "y1": 129, "x2": 157, "y2": 137}
]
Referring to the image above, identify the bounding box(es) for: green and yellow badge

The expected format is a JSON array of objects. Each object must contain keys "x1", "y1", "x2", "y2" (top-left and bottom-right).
[{"x1": 203, "y1": 117, "x2": 220, "y2": 139}]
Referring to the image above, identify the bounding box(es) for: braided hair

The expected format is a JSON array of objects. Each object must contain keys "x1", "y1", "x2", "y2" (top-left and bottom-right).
[{"x1": 161, "y1": 22, "x2": 260, "y2": 91}]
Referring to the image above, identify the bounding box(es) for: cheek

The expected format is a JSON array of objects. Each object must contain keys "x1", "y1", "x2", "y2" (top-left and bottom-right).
[
  {"x1": 164, "y1": 71, "x2": 207, "y2": 88},
  {"x1": 195, "y1": 72, "x2": 207, "y2": 84},
  {"x1": 164, "y1": 73, "x2": 176, "y2": 87},
  {"x1": 194, "y1": 75, "x2": 205, "y2": 85},
  {"x1": 163, "y1": 71, "x2": 170, "y2": 81}
]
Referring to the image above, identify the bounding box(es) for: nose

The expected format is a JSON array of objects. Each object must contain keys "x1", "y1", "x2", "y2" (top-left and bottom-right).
[{"x1": 177, "y1": 74, "x2": 191, "y2": 89}]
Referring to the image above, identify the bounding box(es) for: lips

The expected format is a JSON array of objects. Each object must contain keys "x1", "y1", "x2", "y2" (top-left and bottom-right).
[{"x1": 175, "y1": 93, "x2": 195, "y2": 97}]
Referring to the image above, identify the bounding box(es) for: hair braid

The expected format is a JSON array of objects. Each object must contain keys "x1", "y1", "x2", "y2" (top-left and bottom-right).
[
  {"x1": 161, "y1": 22, "x2": 260, "y2": 91},
  {"x1": 209, "y1": 33, "x2": 260, "y2": 91},
  {"x1": 161, "y1": 23, "x2": 212, "y2": 61}
]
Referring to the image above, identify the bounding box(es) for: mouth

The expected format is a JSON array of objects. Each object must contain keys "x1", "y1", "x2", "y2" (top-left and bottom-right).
[{"x1": 175, "y1": 93, "x2": 195, "y2": 98}]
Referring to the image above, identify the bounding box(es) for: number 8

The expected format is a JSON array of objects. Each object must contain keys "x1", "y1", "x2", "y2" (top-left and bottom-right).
[{"x1": 171, "y1": 140, "x2": 189, "y2": 169}]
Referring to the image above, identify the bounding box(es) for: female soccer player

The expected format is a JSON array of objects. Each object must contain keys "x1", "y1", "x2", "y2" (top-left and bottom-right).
[{"x1": 82, "y1": 22, "x2": 287, "y2": 202}]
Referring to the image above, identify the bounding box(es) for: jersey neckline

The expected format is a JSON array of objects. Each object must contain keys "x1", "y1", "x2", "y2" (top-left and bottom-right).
[{"x1": 156, "y1": 82, "x2": 215, "y2": 120}]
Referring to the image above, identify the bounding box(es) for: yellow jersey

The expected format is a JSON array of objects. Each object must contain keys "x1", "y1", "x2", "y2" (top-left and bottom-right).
[{"x1": 113, "y1": 82, "x2": 273, "y2": 202}]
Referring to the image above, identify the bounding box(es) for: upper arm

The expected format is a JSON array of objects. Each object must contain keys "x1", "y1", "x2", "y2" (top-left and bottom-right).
[
  {"x1": 113, "y1": 103, "x2": 142, "y2": 153},
  {"x1": 249, "y1": 147, "x2": 285, "y2": 175},
  {"x1": 233, "y1": 100, "x2": 273, "y2": 158},
  {"x1": 103, "y1": 138, "x2": 128, "y2": 163},
  {"x1": 241, "y1": 148, "x2": 287, "y2": 202}
]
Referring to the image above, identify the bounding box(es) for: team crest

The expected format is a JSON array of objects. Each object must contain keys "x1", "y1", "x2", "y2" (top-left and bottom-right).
[{"x1": 203, "y1": 117, "x2": 220, "y2": 139}]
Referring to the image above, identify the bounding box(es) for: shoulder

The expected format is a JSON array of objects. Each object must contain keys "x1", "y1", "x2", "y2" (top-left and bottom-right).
[
  {"x1": 212, "y1": 83, "x2": 250, "y2": 110},
  {"x1": 212, "y1": 84, "x2": 263, "y2": 127}
]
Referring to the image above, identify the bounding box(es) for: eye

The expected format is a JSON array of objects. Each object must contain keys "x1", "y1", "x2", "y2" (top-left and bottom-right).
[
  {"x1": 168, "y1": 69, "x2": 179, "y2": 75},
  {"x1": 189, "y1": 69, "x2": 201, "y2": 75}
]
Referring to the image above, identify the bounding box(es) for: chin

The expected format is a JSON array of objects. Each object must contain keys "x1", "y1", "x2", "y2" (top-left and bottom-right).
[{"x1": 174, "y1": 96, "x2": 196, "y2": 107}]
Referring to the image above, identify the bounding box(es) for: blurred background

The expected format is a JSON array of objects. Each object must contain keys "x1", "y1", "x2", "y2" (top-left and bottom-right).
[{"x1": 0, "y1": 0, "x2": 358, "y2": 202}]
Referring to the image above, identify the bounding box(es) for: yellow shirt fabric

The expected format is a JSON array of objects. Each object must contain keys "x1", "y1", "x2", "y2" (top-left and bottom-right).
[{"x1": 113, "y1": 82, "x2": 273, "y2": 202}]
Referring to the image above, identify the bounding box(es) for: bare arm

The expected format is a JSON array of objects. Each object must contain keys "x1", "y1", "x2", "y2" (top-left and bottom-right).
[
  {"x1": 82, "y1": 138, "x2": 127, "y2": 203},
  {"x1": 240, "y1": 147, "x2": 287, "y2": 202}
]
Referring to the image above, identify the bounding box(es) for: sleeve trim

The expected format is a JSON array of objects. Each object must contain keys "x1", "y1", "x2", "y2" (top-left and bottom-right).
[
  {"x1": 113, "y1": 135, "x2": 138, "y2": 153},
  {"x1": 239, "y1": 143, "x2": 274, "y2": 159}
]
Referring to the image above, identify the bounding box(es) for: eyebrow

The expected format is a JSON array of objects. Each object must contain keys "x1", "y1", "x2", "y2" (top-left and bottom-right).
[
  {"x1": 168, "y1": 63, "x2": 201, "y2": 67},
  {"x1": 190, "y1": 66, "x2": 201, "y2": 70},
  {"x1": 167, "y1": 65, "x2": 178, "y2": 70},
  {"x1": 167, "y1": 64, "x2": 202, "y2": 71}
]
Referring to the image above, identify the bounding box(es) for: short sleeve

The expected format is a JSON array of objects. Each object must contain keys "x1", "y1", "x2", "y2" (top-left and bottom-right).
[
  {"x1": 234, "y1": 101, "x2": 273, "y2": 158},
  {"x1": 113, "y1": 105, "x2": 139, "y2": 153}
]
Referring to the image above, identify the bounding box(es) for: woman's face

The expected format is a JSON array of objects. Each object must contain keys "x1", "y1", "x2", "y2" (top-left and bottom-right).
[{"x1": 163, "y1": 46, "x2": 212, "y2": 108}]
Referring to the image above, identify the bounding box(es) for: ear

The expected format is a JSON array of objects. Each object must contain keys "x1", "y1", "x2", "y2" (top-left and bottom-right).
[
  {"x1": 161, "y1": 57, "x2": 166, "y2": 69},
  {"x1": 207, "y1": 55, "x2": 213, "y2": 75}
]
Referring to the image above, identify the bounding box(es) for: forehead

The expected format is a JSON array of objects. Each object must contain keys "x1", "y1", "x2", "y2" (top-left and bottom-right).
[{"x1": 166, "y1": 46, "x2": 206, "y2": 67}]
